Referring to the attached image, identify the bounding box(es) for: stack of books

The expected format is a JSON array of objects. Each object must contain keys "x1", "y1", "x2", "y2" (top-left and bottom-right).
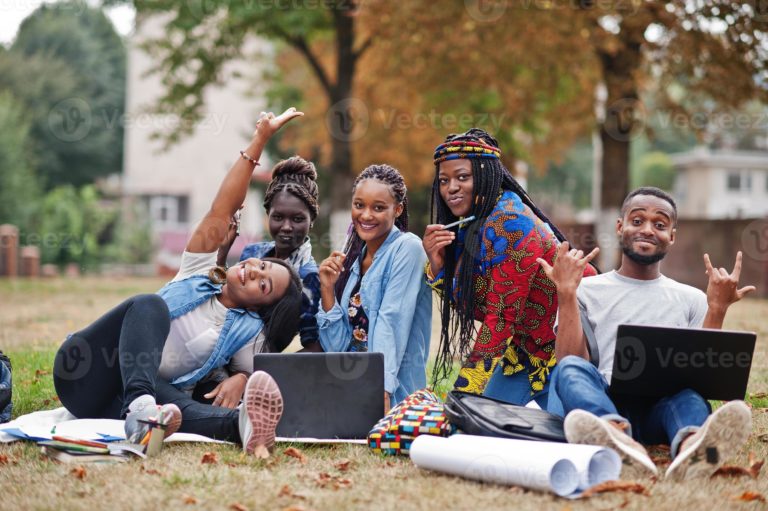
[{"x1": 39, "y1": 436, "x2": 146, "y2": 464}]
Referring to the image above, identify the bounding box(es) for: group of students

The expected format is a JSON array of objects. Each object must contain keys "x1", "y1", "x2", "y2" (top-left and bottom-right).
[{"x1": 52, "y1": 108, "x2": 755, "y2": 479}]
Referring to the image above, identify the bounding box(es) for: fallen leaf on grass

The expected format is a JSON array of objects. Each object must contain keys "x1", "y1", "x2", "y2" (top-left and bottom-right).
[
  {"x1": 277, "y1": 485, "x2": 307, "y2": 500},
  {"x1": 230, "y1": 503, "x2": 248, "y2": 511},
  {"x1": 749, "y1": 392, "x2": 768, "y2": 400},
  {"x1": 650, "y1": 457, "x2": 671, "y2": 466},
  {"x1": 712, "y1": 453, "x2": 764, "y2": 479},
  {"x1": 315, "y1": 472, "x2": 332, "y2": 487},
  {"x1": 315, "y1": 472, "x2": 353, "y2": 490},
  {"x1": 182, "y1": 495, "x2": 198, "y2": 505},
  {"x1": 334, "y1": 459, "x2": 352, "y2": 472},
  {"x1": 333, "y1": 478, "x2": 353, "y2": 490},
  {"x1": 35, "y1": 369, "x2": 49, "y2": 377},
  {"x1": 284, "y1": 447, "x2": 307, "y2": 464},
  {"x1": 581, "y1": 481, "x2": 649, "y2": 498},
  {"x1": 201, "y1": 452, "x2": 218, "y2": 465},
  {"x1": 70, "y1": 466, "x2": 87, "y2": 480},
  {"x1": 282, "y1": 507, "x2": 307, "y2": 511},
  {"x1": 140, "y1": 466, "x2": 162, "y2": 476},
  {"x1": 0, "y1": 454, "x2": 9, "y2": 465},
  {"x1": 732, "y1": 492, "x2": 766, "y2": 503}
]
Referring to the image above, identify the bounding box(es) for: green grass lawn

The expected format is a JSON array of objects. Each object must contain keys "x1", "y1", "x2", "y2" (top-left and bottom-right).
[{"x1": 1, "y1": 277, "x2": 768, "y2": 510}]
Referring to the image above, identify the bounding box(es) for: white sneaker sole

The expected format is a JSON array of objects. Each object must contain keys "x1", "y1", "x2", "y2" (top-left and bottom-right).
[
  {"x1": 243, "y1": 371, "x2": 284, "y2": 458},
  {"x1": 665, "y1": 400, "x2": 752, "y2": 481},
  {"x1": 565, "y1": 409, "x2": 658, "y2": 478}
]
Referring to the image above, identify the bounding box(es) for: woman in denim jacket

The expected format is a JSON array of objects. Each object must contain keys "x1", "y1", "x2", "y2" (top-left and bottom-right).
[
  {"x1": 317, "y1": 165, "x2": 432, "y2": 410},
  {"x1": 53, "y1": 109, "x2": 303, "y2": 458}
]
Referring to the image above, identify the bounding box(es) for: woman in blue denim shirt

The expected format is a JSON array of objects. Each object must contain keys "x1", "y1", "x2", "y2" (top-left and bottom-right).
[
  {"x1": 233, "y1": 157, "x2": 322, "y2": 351},
  {"x1": 53, "y1": 109, "x2": 303, "y2": 458},
  {"x1": 317, "y1": 165, "x2": 432, "y2": 410}
]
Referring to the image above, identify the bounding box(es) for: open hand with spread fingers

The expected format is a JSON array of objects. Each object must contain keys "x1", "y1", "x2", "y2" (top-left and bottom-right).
[
  {"x1": 537, "y1": 241, "x2": 600, "y2": 295},
  {"x1": 703, "y1": 251, "x2": 756, "y2": 311}
]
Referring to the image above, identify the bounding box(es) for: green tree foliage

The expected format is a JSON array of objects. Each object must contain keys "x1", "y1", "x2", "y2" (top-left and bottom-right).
[
  {"x1": 8, "y1": 1, "x2": 126, "y2": 188},
  {"x1": 37, "y1": 185, "x2": 117, "y2": 269},
  {"x1": 0, "y1": 92, "x2": 40, "y2": 231}
]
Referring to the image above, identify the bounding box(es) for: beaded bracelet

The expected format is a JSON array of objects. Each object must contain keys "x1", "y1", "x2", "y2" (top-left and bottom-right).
[{"x1": 239, "y1": 150, "x2": 260, "y2": 165}]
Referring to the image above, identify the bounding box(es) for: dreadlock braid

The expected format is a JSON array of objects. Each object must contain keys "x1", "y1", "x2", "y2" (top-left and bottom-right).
[
  {"x1": 263, "y1": 156, "x2": 320, "y2": 220},
  {"x1": 335, "y1": 164, "x2": 409, "y2": 301},
  {"x1": 431, "y1": 128, "x2": 569, "y2": 385}
]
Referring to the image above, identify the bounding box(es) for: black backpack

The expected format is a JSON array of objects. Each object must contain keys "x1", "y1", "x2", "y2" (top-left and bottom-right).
[{"x1": 0, "y1": 351, "x2": 11, "y2": 423}]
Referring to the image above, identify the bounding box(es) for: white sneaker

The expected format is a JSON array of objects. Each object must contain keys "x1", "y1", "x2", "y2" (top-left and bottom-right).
[
  {"x1": 665, "y1": 400, "x2": 752, "y2": 481},
  {"x1": 238, "y1": 371, "x2": 284, "y2": 458},
  {"x1": 564, "y1": 409, "x2": 658, "y2": 478},
  {"x1": 124, "y1": 400, "x2": 182, "y2": 444}
]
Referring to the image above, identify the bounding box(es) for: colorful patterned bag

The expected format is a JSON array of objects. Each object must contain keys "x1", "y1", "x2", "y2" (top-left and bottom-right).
[{"x1": 368, "y1": 389, "x2": 454, "y2": 455}]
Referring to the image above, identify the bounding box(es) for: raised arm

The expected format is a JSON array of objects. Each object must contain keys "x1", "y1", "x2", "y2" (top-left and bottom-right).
[
  {"x1": 537, "y1": 242, "x2": 599, "y2": 361},
  {"x1": 186, "y1": 108, "x2": 304, "y2": 253},
  {"x1": 702, "y1": 251, "x2": 756, "y2": 329}
]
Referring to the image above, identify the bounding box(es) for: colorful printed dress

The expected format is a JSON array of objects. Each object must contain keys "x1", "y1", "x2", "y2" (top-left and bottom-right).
[
  {"x1": 427, "y1": 189, "x2": 596, "y2": 396},
  {"x1": 347, "y1": 278, "x2": 369, "y2": 352}
]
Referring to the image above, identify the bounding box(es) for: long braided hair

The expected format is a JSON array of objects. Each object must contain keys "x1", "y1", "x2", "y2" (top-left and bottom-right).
[
  {"x1": 263, "y1": 156, "x2": 319, "y2": 220},
  {"x1": 335, "y1": 164, "x2": 409, "y2": 301},
  {"x1": 431, "y1": 128, "x2": 568, "y2": 384}
]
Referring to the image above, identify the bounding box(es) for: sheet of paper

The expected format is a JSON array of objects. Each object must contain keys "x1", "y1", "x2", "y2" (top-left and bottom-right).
[{"x1": 409, "y1": 434, "x2": 621, "y2": 498}]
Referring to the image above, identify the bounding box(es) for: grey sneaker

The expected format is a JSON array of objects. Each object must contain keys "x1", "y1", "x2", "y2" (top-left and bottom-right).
[
  {"x1": 238, "y1": 371, "x2": 283, "y2": 458},
  {"x1": 125, "y1": 402, "x2": 182, "y2": 444},
  {"x1": 665, "y1": 400, "x2": 752, "y2": 481},
  {"x1": 564, "y1": 409, "x2": 658, "y2": 478}
]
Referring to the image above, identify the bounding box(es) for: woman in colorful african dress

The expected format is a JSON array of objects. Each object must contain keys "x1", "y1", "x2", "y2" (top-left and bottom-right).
[{"x1": 423, "y1": 128, "x2": 596, "y2": 407}]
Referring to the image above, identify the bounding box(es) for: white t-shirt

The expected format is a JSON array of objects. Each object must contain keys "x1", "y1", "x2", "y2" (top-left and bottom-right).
[
  {"x1": 575, "y1": 270, "x2": 708, "y2": 383},
  {"x1": 157, "y1": 251, "x2": 262, "y2": 381}
]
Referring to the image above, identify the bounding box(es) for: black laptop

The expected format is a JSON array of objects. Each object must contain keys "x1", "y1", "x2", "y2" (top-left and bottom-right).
[
  {"x1": 252, "y1": 352, "x2": 385, "y2": 440},
  {"x1": 608, "y1": 324, "x2": 756, "y2": 401}
]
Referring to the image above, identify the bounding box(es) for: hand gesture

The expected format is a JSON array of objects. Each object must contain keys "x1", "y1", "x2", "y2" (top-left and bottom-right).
[
  {"x1": 252, "y1": 107, "x2": 304, "y2": 143},
  {"x1": 704, "y1": 251, "x2": 756, "y2": 310},
  {"x1": 422, "y1": 224, "x2": 455, "y2": 276},
  {"x1": 204, "y1": 373, "x2": 248, "y2": 409},
  {"x1": 537, "y1": 241, "x2": 600, "y2": 295},
  {"x1": 319, "y1": 251, "x2": 346, "y2": 289}
]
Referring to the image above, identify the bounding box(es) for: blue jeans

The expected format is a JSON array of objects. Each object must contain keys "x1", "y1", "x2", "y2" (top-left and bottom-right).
[
  {"x1": 54, "y1": 294, "x2": 240, "y2": 442},
  {"x1": 482, "y1": 363, "x2": 549, "y2": 408},
  {"x1": 547, "y1": 356, "x2": 711, "y2": 458}
]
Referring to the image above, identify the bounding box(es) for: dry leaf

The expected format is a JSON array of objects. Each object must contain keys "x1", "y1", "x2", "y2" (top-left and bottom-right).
[
  {"x1": 230, "y1": 503, "x2": 248, "y2": 511},
  {"x1": 748, "y1": 453, "x2": 764, "y2": 478},
  {"x1": 142, "y1": 468, "x2": 162, "y2": 476},
  {"x1": 284, "y1": 447, "x2": 307, "y2": 464},
  {"x1": 749, "y1": 392, "x2": 768, "y2": 400},
  {"x1": 42, "y1": 399, "x2": 51, "y2": 407},
  {"x1": 70, "y1": 466, "x2": 87, "y2": 480},
  {"x1": 278, "y1": 485, "x2": 293, "y2": 497},
  {"x1": 282, "y1": 507, "x2": 307, "y2": 511},
  {"x1": 35, "y1": 369, "x2": 49, "y2": 377},
  {"x1": 53, "y1": 396, "x2": 60, "y2": 402},
  {"x1": 183, "y1": 495, "x2": 198, "y2": 505},
  {"x1": 0, "y1": 454, "x2": 9, "y2": 465},
  {"x1": 650, "y1": 457, "x2": 671, "y2": 465},
  {"x1": 335, "y1": 459, "x2": 352, "y2": 472},
  {"x1": 758, "y1": 433, "x2": 768, "y2": 443},
  {"x1": 201, "y1": 452, "x2": 218, "y2": 465},
  {"x1": 333, "y1": 477, "x2": 353, "y2": 490},
  {"x1": 732, "y1": 492, "x2": 766, "y2": 503},
  {"x1": 713, "y1": 465, "x2": 752, "y2": 478},
  {"x1": 581, "y1": 481, "x2": 649, "y2": 498},
  {"x1": 315, "y1": 472, "x2": 333, "y2": 488}
]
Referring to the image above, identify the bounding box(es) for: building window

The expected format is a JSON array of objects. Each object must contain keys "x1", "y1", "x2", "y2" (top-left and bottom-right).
[
  {"x1": 726, "y1": 170, "x2": 752, "y2": 192},
  {"x1": 727, "y1": 172, "x2": 741, "y2": 191},
  {"x1": 143, "y1": 195, "x2": 190, "y2": 228}
]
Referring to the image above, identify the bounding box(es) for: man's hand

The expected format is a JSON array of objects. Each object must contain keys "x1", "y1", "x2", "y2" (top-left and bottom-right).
[
  {"x1": 204, "y1": 373, "x2": 248, "y2": 409},
  {"x1": 251, "y1": 107, "x2": 304, "y2": 143},
  {"x1": 537, "y1": 242, "x2": 600, "y2": 295},
  {"x1": 704, "y1": 251, "x2": 756, "y2": 312}
]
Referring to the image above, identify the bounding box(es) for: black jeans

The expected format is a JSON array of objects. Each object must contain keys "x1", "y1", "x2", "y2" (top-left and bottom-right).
[{"x1": 53, "y1": 294, "x2": 240, "y2": 442}]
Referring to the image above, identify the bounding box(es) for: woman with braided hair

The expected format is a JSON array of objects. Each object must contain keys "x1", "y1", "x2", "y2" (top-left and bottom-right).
[
  {"x1": 232, "y1": 156, "x2": 323, "y2": 352},
  {"x1": 317, "y1": 164, "x2": 432, "y2": 409},
  {"x1": 423, "y1": 128, "x2": 596, "y2": 407}
]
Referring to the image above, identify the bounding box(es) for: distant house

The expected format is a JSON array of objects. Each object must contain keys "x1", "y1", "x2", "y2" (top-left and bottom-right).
[
  {"x1": 123, "y1": 16, "x2": 272, "y2": 273},
  {"x1": 672, "y1": 147, "x2": 768, "y2": 219}
]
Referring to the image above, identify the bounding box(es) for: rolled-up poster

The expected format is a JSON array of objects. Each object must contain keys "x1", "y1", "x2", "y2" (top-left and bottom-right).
[{"x1": 409, "y1": 434, "x2": 621, "y2": 498}]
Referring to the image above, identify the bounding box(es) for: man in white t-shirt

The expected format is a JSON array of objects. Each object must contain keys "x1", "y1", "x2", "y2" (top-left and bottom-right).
[{"x1": 538, "y1": 187, "x2": 756, "y2": 481}]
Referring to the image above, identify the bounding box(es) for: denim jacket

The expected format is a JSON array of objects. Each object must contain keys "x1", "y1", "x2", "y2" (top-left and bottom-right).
[
  {"x1": 156, "y1": 275, "x2": 264, "y2": 388},
  {"x1": 240, "y1": 240, "x2": 320, "y2": 346},
  {"x1": 317, "y1": 227, "x2": 432, "y2": 406}
]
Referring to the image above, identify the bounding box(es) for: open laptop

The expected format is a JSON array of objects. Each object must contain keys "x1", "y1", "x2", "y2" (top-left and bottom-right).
[
  {"x1": 608, "y1": 324, "x2": 756, "y2": 401},
  {"x1": 252, "y1": 352, "x2": 385, "y2": 440}
]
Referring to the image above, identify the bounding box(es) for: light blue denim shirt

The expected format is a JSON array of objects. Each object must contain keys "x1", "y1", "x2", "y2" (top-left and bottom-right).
[
  {"x1": 157, "y1": 275, "x2": 265, "y2": 389},
  {"x1": 317, "y1": 226, "x2": 432, "y2": 406}
]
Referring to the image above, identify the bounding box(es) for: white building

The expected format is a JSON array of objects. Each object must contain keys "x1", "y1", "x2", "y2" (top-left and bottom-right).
[
  {"x1": 122, "y1": 16, "x2": 273, "y2": 271},
  {"x1": 671, "y1": 146, "x2": 768, "y2": 219}
]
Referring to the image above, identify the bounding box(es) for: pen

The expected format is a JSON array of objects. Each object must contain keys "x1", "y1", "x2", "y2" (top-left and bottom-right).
[{"x1": 442, "y1": 216, "x2": 476, "y2": 230}]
